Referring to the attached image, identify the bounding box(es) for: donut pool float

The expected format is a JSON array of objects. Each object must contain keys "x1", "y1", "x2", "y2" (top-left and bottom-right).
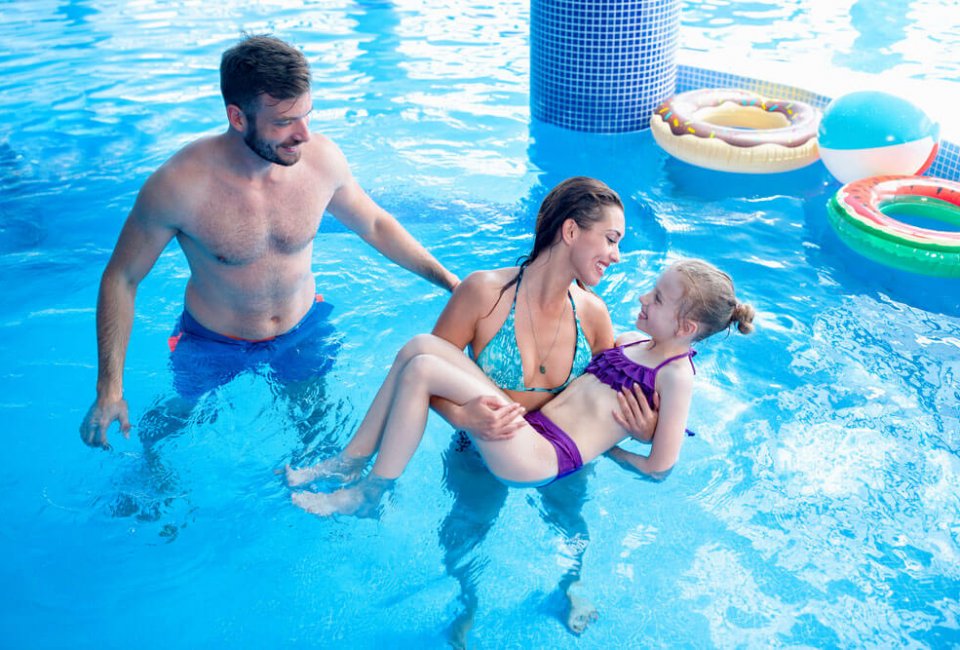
[
  {"x1": 650, "y1": 88, "x2": 820, "y2": 174},
  {"x1": 826, "y1": 175, "x2": 960, "y2": 278}
]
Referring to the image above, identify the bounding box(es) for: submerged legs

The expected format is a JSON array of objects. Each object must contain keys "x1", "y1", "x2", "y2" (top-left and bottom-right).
[
  {"x1": 288, "y1": 335, "x2": 508, "y2": 516},
  {"x1": 536, "y1": 470, "x2": 597, "y2": 634}
]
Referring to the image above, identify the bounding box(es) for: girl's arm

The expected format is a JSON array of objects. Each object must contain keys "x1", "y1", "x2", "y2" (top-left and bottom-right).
[{"x1": 607, "y1": 365, "x2": 693, "y2": 481}]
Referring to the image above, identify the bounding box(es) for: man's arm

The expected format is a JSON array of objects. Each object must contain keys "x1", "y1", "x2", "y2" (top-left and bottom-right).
[
  {"x1": 327, "y1": 176, "x2": 459, "y2": 292},
  {"x1": 80, "y1": 177, "x2": 178, "y2": 449}
]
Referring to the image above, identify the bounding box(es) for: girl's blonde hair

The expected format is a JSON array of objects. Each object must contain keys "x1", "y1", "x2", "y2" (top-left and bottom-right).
[{"x1": 671, "y1": 259, "x2": 755, "y2": 341}]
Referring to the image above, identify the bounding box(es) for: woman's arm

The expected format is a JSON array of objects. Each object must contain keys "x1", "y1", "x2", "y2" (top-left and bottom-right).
[{"x1": 431, "y1": 272, "x2": 525, "y2": 438}]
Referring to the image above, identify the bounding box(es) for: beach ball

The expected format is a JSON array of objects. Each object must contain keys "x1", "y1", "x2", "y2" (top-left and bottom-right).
[{"x1": 817, "y1": 91, "x2": 939, "y2": 184}]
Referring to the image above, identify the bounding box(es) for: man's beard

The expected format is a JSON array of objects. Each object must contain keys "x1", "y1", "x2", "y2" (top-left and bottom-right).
[{"x1": 243, "y1": 121, "x2": 299, "y2": 167}]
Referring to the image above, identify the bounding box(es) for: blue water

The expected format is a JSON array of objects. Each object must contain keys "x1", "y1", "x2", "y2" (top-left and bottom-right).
[{"x1": 2, "y1": 2, "x2": 959, "y2": 648}]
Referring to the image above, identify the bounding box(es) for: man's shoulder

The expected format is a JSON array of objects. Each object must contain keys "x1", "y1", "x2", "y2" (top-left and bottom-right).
[
  {"x1": 135, "y1": 136, "x2": 223, "y2": 222},
  {"x1": 301, "y1": 132, "x2": 348, "y2": 174},
  {"x1": 153, "y1": 135, "x2": 220, "y2": 182}
]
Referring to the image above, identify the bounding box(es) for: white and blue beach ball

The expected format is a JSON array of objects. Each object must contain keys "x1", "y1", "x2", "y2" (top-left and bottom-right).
[{"x1": 818, "y1": 91, "x2": 940, "y2": 184}]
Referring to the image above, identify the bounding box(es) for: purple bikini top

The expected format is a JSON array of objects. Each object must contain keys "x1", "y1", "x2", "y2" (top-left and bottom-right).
[{"x1": 585, "y1": 339, "x2": 697, "y2": 406}]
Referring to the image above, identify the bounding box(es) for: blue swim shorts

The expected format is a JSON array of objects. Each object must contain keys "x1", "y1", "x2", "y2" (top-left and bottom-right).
[{"x1": 168, "y1": 295, "x2": 339, "y2": 401}]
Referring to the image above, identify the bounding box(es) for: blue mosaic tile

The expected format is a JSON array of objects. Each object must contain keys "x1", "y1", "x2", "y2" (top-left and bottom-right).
[
  {"x1": 531, "y1": 0, "x2": 680, "y2": 133},
  {"x1": 528, "y1": 5, "x2": 958, "y2": 179}
]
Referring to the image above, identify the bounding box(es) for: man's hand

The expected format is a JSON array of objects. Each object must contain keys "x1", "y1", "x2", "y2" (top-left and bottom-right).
[
  {"x1": 457, "y1": 395, "x2": 526, "y2": 441},
  {"x1": 79, "y1": 397, "x2": 131, "y2": 450},
  {"x1": 612, "y1": 384, "x2": 659, "y2": 443}
]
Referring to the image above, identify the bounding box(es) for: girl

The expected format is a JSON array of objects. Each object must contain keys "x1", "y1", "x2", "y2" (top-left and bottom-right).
[{"x1": 291, "y1": 258, "x2": 754, "y2": 515}]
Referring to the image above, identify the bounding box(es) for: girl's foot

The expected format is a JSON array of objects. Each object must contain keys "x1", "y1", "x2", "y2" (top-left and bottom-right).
[
  {"x1": 285, "y1": 452, "x2": 370, "y2": 488},
  {"x1": 291, "y1": 475, "x2": 394, "y2": 518},
  {"x1": 292, "y1": 487, "x2": 364, "y2": 516},
  {"x1": 565, "y1": 584, "x2": 598, "y2": 634}
]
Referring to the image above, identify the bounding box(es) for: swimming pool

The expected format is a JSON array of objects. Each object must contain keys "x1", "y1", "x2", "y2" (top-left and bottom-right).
[{"x1": 2, "y1": 1, "x2": 959, "y2": 648}]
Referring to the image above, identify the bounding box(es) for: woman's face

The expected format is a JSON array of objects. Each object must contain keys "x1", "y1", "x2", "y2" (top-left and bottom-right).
[{"x1": 568, "y1": 205, "x2": 624, "y2": 286}]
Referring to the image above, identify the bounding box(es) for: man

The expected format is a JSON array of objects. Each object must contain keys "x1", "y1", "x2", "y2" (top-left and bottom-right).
[{"x1": 80, "y1": 34, "x2": 458, "y2": 449}]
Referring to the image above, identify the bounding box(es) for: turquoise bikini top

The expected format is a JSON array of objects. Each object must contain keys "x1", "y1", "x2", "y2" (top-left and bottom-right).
[{"x1": 473, "y1": 270, "x2": 593, "y2": 394}]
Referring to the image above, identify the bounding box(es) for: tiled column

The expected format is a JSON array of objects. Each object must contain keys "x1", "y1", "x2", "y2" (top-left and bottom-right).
[{"x1": 531, "y1": 0, "x2": 680, "y2": 132}]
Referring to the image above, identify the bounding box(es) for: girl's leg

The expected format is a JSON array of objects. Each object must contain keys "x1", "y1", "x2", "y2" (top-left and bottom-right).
[
  {"x1": 292, "y1": 351, "x2": 551, "y2": 516},
  {"x1": 287, "y1": 334, "x2": 489, "y2": 486},
  {"x1": 368, "y1": 352, "x2": 510, "y2": 480}
]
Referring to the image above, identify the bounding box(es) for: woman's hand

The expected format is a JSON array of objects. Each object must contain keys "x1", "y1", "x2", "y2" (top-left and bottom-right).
[
  {"x1": 455, "y1": 396, "x2": 526, "y2": 441},
  {"x1": 612, "y1": 384, "x2": 659, "y2": 443}
]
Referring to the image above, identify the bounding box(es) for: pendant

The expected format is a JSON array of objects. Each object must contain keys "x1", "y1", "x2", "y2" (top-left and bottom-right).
[{"x1": 539, "y1": 364, "x2": 547, "y2": 374}]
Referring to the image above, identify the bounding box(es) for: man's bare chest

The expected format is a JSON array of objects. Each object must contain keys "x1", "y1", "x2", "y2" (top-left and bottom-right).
[{"x1": 183, "y1": 182, "x2": 332, "y2": 265}]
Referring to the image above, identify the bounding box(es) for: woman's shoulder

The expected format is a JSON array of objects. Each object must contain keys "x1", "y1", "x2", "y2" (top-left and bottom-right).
[
  {"x1": 571, "y1": 284, "x2": 608, "y2": 310},
  {"x1": 570, "y1": 285, "x2": 614, "y2": 350},
  {"x1": 459, "y1": 267, "x2": 520, "y2": 293},
  {"x1": 447, "y1": 267, "x2": 520, "y2": 311}
]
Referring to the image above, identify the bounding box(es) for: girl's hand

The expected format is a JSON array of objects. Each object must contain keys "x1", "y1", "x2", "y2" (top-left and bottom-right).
[{"x1": 612, "y1": 384, "x2": 659, "y2": 443}]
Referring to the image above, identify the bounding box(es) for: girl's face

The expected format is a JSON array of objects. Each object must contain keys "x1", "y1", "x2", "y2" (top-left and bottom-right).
[
  {"x1": 636, "y1": 268, "x2": 688, "y2": 339},
  {"x1": 569, "y1": 205, "x2": 624, "y2": 286}
]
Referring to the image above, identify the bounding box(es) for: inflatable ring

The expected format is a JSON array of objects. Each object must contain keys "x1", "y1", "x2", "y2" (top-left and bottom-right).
[
  {"x1": 826, "y1": 175, "x2": 960, "y2": 278},
  {"x1": 650, "y1": 88, "x2": 820, "y2": 173}
]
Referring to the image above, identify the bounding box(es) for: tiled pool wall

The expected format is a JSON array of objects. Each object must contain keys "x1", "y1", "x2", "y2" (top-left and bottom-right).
[
  {"x1": 531, "y1": 0, "x2": 680, "y2": 133},
  {"x1": 529, "y1": 0, "x2": 959, "y2": 181}
]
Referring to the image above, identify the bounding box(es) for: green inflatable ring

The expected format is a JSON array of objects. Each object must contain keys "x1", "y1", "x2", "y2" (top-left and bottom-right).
[{"x1": 825, "y1": 175, "x2": 960, "y2": 278}]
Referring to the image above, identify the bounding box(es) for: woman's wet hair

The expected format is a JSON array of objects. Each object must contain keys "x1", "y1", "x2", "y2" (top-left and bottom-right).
[
  {"x1": 220, "y1": 34, "x2": 311, "y2": 116},
  {"x1": 527, "y1": 177, "x2": 623, "y2": 269},
  {"x1": 502, "y1": 177, "x2": 623, "y2": 295},
  {"x1": 671, "y1": 259, "x2": 755, "y2": 341}
]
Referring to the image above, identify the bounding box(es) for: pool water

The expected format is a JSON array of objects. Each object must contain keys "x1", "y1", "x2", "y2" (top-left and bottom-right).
[{"x1": 2, "y1": 1, "x2": 959, "y2": 648}]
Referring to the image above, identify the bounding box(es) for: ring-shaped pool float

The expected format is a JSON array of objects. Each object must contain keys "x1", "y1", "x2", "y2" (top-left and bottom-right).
[
  {"x1": 826, "y1": 175, "x2": 960, "y2": 278},
  {"x1": 650, "y1": 88, "x2": 820, "y2": 174}
]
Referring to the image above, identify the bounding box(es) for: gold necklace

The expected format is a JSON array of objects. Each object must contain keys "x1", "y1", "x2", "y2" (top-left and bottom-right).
[{"x1": 524, "y1": 284, "x2": 566, "y2": 374}]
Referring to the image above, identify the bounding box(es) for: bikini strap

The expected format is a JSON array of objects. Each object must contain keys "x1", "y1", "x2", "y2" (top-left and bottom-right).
[
  {"x1": 510, "y1": 267, "x2": 524, "y2": 309},
  {"x1": 621, "y1": 338, "x2": 649, "y2": 349},
  {"x1": 652, "y1": 349, "x2": 697, "y2": 375}
]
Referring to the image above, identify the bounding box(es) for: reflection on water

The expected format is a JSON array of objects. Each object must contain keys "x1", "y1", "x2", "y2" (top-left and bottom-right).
[
  {"x1": 1, "y1": 1, "x2": 959, "y2": 648},
  {"x1": 681, "y1": 0, "x2": 959, "y2": 83},
  {"x1": 836, "y1": 0, "x2": 910, "y2": 73}
]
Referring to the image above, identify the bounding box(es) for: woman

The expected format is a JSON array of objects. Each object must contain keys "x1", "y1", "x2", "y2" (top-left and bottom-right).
[
  {"x1": 429, "y1": 177, "x2": 647, "y2": 639},
  {"x1": 288, "y1": 177, "x2": 656, "y2": 640}
]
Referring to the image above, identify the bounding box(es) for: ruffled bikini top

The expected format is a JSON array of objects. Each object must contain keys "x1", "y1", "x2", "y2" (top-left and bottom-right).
[{"x1": 585, "y1": 339, "x2": 697, "y2": 436}]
